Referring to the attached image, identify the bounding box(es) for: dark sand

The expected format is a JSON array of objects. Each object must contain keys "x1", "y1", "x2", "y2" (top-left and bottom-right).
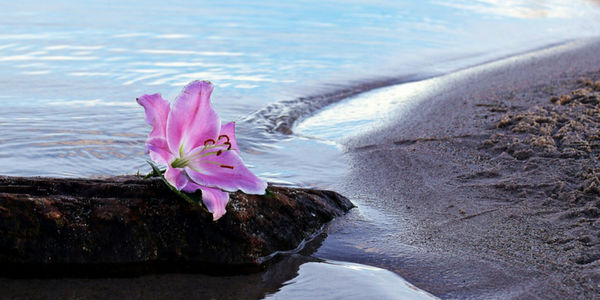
[{"x1": 334, "y1": 38, "x2": 600, "y2": 299}]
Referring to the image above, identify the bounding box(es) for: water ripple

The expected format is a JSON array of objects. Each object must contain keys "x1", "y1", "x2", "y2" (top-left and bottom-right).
[{"x1": 0, "y1": 0, "x2": 599, "y2": 181}]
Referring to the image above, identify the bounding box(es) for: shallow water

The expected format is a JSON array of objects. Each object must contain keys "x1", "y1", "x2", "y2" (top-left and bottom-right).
[
  {"x1": 264, "y1": 260, "x2": 437, "y2": 300},
  {"x1": 2, "y1": 0, "x2": 600, "y2": 299}
]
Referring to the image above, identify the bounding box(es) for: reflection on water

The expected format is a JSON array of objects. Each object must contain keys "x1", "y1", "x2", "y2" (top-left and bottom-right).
[
  {"x1": 0, "y1": 231, "x2": 438, "y2": 300},
  {"x1": 0, "y1": 254, "x2": 314, "y2": 300},
  {"x1": 265, "y1": 260, "x2": 438, "y2": 300},
  {"x1": 0, "y1": 258, "x2": 438, "y2": 300},
  {"x1": 436, "y1": 0, "x2": 600, "y2": 19},
  {"x1": 295, "y1": 79, "x2": 434, "y2": 141},
  {"x1": 0, "y1": 106, "x2": 145, "y2": 177},
  {"x1": 1, "y1": 0, "x2": 600, "y2": 185}
]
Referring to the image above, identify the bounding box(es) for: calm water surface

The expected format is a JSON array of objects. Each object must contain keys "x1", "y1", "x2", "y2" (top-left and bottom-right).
[
  {"x1": 1, "y1": 1, "x2": 600, "y2": 299},
  {"x1": 2, "y1": 0, "x2": 600, "y2": 183}
]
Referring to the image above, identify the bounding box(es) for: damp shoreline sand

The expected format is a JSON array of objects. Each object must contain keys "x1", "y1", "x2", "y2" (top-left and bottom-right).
[{"x1": 336, "y1": 38, "x2": 600, "y2": 299}]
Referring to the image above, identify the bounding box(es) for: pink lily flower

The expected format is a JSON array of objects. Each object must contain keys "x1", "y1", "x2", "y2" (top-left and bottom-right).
[{"x1": 137, "y1": 80, "x2": 267, "y2": 220}]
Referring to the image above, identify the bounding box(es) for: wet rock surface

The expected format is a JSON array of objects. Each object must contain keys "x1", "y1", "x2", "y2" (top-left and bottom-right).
[{"x1": 0, "y1": 175, "x2": 353, "y2": 276}]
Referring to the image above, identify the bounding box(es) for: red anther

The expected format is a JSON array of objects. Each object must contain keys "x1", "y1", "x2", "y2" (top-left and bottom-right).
[
  {"x1": 204, "y1": 139, "x2": 216, "y2": 146},
  {"x1": 216, "y1": 150, "x2": 223, "y2": 156},
  {"x1": 224, "y1": 142, "x2": 232, "y2": 150},
  {"x1": 220, "y1": 165, "x2": 234, "y2": 169},
  {"x1": 218, "y1": 134, "x2": 230, "y2": 142}
]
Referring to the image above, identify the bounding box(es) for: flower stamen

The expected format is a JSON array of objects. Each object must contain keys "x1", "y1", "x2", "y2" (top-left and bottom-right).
[
  {"x1": 190, "y1": 160, "x2": 235, "y2": 170},
  {"x1": 218, "y1": 134, "x2": 230, "y2": 142}
]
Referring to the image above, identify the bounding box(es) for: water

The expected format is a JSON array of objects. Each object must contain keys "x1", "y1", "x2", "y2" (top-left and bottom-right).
[
  {"x1": 2, "y1": 0, "x2": 600, "y2": 298},
  {"x1": 295, "y1": 79, "x2": 433, "y2": 141},
  {"x1": 264, "y1": 260, "x2": 437, "y2": 300},
  {"x1": 2, "y1": 0, "x2": 600, "y2": 183}
]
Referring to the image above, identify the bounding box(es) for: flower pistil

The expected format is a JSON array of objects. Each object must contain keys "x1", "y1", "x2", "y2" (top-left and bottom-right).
[{"x1": 170, "y1": 135, "x2": 235, "y2": 170}]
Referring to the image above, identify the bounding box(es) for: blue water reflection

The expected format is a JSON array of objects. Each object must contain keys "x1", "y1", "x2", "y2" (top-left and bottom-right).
[{"x1": 0, "y1": 0, "x2": 599, "y2": 182}]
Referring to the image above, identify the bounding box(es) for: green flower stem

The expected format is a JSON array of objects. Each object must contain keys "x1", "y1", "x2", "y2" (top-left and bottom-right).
[{"x1": 147, "y1": 161, "x2": 209, "y2": 214}]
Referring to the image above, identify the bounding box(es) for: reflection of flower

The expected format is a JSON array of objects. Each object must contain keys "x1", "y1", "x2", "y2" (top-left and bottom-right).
[{"x1": 138, "y1": 80, "x2": 267, "y2": 220}]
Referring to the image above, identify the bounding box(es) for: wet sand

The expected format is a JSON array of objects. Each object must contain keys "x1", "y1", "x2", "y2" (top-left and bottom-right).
[{"x1": 335, "y1": 38, "x2": 600, "y2": 299}]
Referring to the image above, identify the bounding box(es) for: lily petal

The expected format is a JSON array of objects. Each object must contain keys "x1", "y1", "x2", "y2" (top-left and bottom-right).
[
  {"x1": 200, "y1": 186, "x2": 229, "y2": 221},
  {"x1": 166, "y1": 81, "x2": 220, "y2": 154},
  {"x1": 137, "y1": 93, "x2": 170, "y2": 140},
  {"x1": 186, "y1": 151, "x2": 267, "y2": 194},
  {"x1": 165, "y1": 167, "x2": 189, "y2": 190},
  {"x1": 146, "y1": 137, "x2": 172, "y2": 165},
  {"x1": 220, "y1": 122, "x2": 240, "y2": 154},
  {"x1": 183, "y1": 182, "x2": 229, "y2": 221}
]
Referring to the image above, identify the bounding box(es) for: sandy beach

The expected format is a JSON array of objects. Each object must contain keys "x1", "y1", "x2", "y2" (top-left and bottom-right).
[{"x1": 333, "y1": 38, "x2": 600, "y2": 299}]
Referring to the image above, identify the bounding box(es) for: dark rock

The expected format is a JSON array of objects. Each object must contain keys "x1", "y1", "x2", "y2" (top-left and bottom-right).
[{"x1": 0, "y1": 175, "x2": 353, "y2": 276}]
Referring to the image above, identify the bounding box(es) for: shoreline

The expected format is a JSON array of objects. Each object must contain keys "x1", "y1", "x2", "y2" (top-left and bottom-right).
[
  {"x1": 330, "y1": 37, "x2": 600, "y2": 299},
  {"x1": 244, "y1": 38, "x2": 582, "y2": 137}
]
